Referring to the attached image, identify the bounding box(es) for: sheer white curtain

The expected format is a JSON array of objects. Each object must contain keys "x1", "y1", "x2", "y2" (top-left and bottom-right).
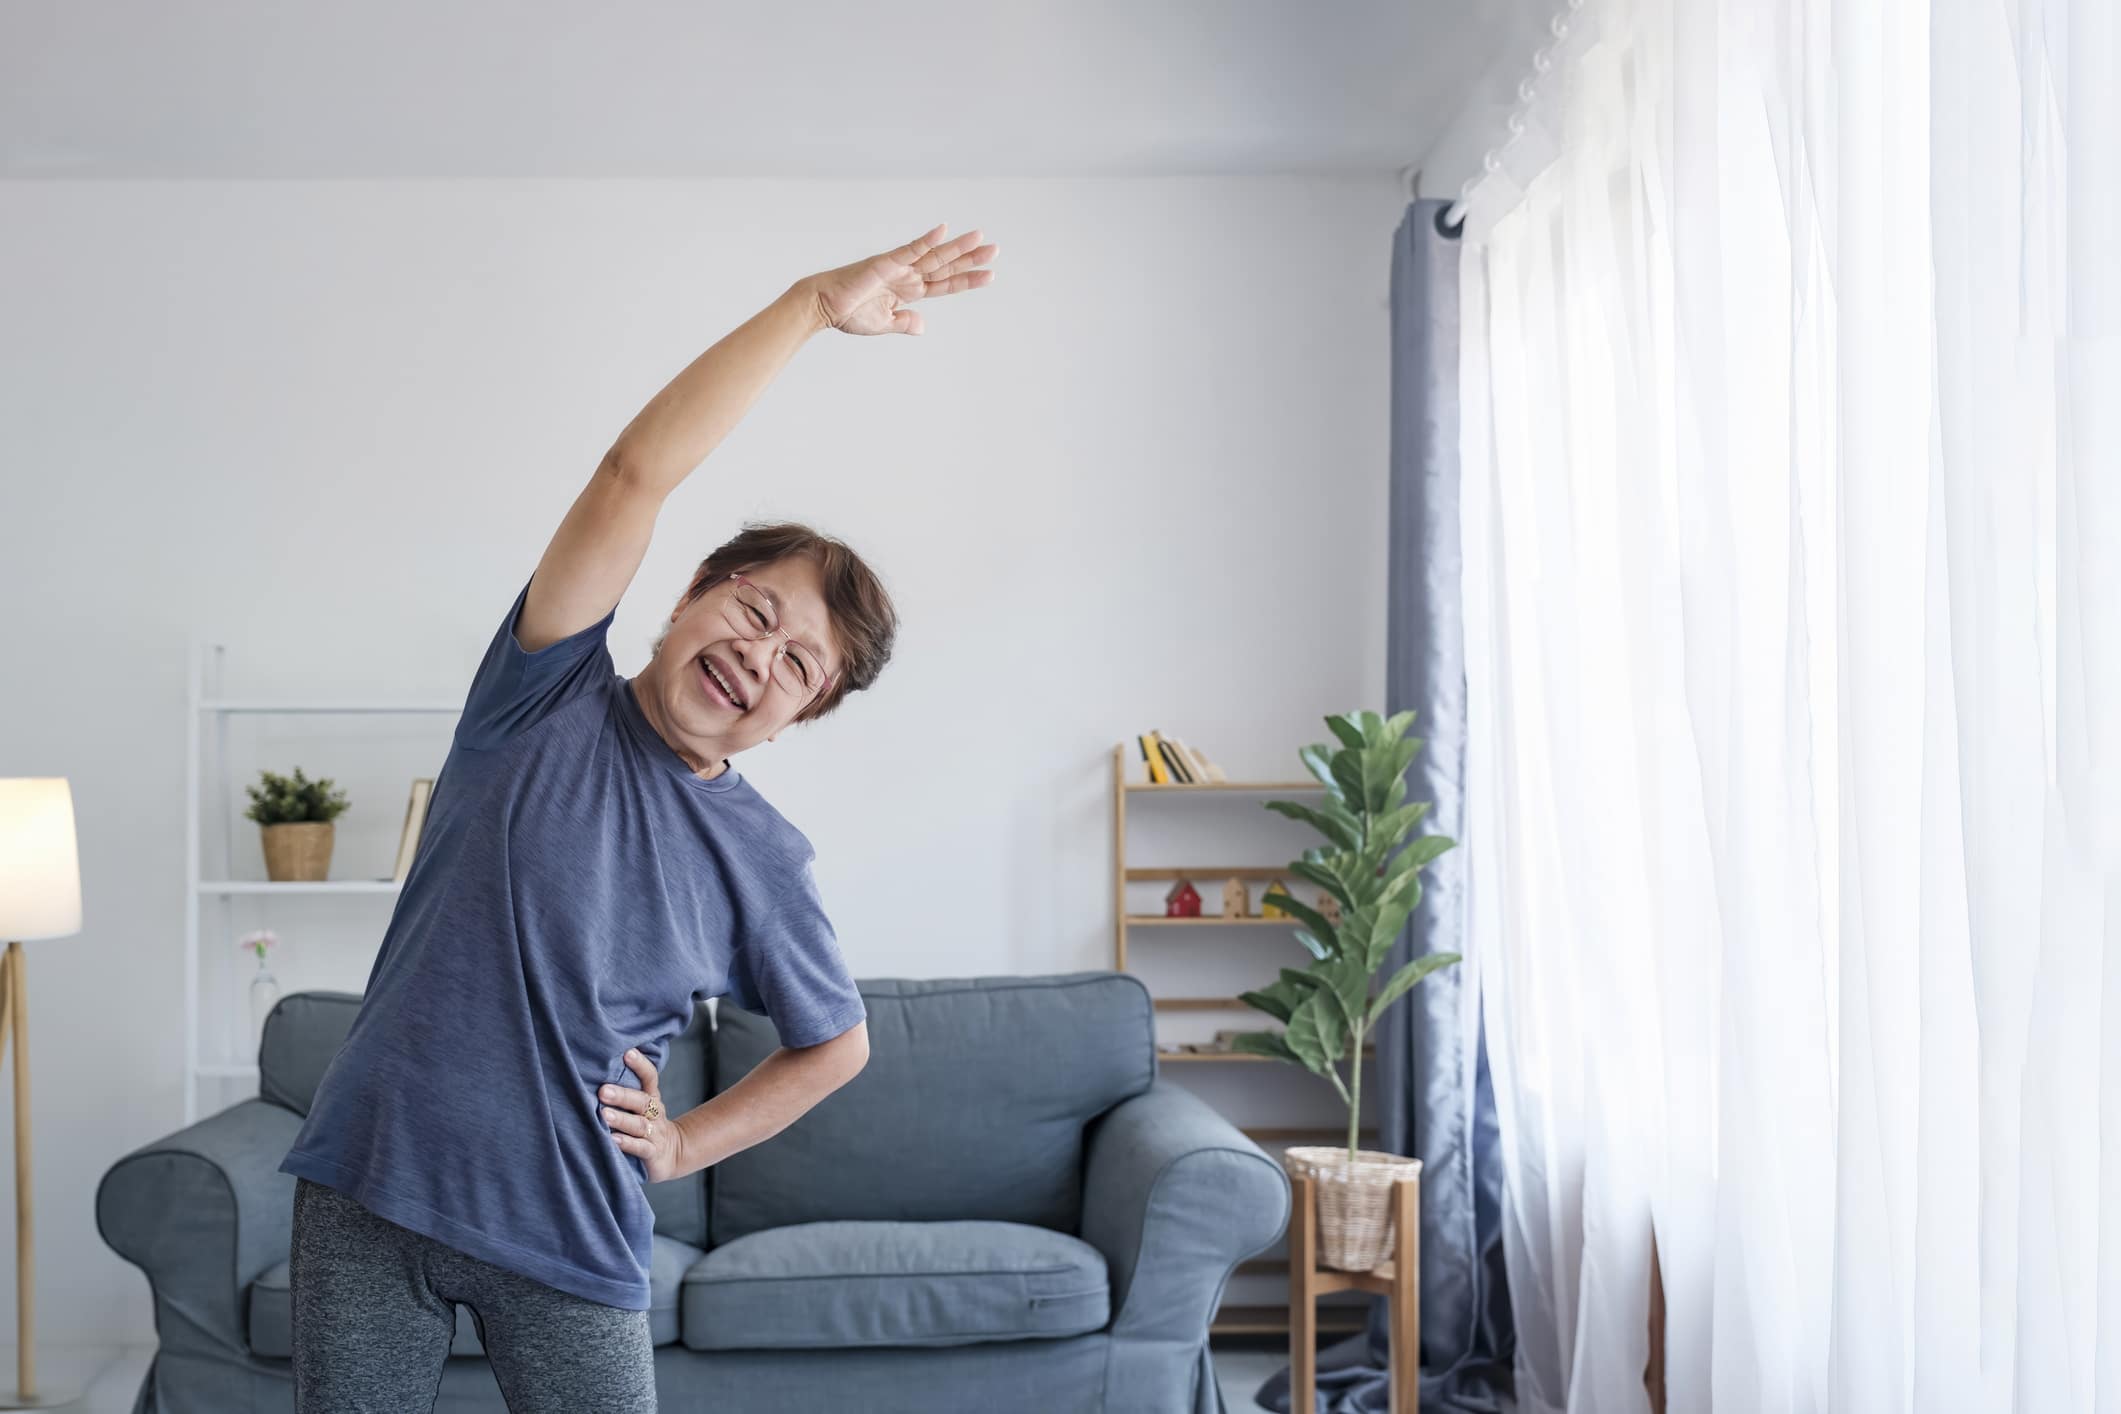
[{"x1": 1457, "y1": 0, "x2": 2118, "y2": 1410}]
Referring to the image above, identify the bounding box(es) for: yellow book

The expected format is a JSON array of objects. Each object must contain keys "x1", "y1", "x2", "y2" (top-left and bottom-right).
[{"x1": 1137, "y1": 733, "x2": 1170, "y2": 784}]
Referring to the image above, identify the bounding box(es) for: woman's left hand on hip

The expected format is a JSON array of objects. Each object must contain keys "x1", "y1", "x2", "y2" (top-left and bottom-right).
[{"x1": 600, "y1": 1048, "x2": 683, "y2": 1183}]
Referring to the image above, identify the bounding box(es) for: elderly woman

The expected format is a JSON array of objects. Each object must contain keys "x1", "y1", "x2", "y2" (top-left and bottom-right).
[{"x1": 277, "y1": 224, "x2": 998, "y2": 1411}]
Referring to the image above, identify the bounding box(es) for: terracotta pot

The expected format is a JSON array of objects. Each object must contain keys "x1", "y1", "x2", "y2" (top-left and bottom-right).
[
  {"x1": 1283, "y1": 1146, "x2": 1424, "y2": 1272},
  {"x1": 261, "y1": 822, "x2": 335, "y2": 882}
]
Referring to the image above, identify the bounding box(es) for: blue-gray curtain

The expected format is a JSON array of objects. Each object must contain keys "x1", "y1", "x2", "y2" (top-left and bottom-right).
[{"x1": 1256, "y1": 198, "x2": 1513, "y2": 1414}]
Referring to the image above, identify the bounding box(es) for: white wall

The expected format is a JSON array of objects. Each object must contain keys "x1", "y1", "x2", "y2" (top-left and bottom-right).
[{"x1": 0, "y1": 175, "x2": 1399, "y2": 1341}]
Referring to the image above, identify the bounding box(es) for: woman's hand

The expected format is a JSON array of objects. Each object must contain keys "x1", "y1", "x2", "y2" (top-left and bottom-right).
[
  {"x1": 600, "y1": 1048, "x2": 684, "y2": 1183},
  {"x1": 803, "y1": 223, "x2": 999, "y2": 336}
]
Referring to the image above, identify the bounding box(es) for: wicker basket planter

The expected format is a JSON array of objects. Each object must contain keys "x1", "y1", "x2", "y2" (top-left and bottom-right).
[
  {"x1": 260, "y1": 822, "x2": 335, "y2": 882},
  {"x1": 1283, "y1": 1146, "x2": 1425, "y2": 1272}
]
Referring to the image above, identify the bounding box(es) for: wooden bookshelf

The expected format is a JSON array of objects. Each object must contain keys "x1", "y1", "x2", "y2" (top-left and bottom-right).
[
  {"x1": 1125, "y1": 915, "x2": 1302, "y2": 928},
  {"x1": 1114, "y1": 743, "x2": 1369, "y2": 1340},
  {"x1": 1124, "y1": 781, "x2": 1326, "y2": 793}
]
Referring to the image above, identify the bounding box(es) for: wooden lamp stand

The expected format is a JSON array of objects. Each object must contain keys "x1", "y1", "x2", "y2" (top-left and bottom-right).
[
  {"x1": 0, "y1": 778, "x2": 81, "y2": 1410},
  {"x1": 0, "y1": 942, "x2": 71, "y2": 1408},
  {"x1": 1288, "y1": 1171, "x2": 1421, "y2": 1414}
]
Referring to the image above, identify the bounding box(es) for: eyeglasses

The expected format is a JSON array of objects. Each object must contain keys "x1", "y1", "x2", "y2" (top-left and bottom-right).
[{"x1": 720, "y1": 573, "x2": 833, "y2": 707}]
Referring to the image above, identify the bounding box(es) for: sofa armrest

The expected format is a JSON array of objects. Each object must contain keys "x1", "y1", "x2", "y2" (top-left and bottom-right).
[
  {"x1": 96, "y1": 1097, "x2": 304, "y2": 1355},
  {"x1": 1080, "y1": 1079, "x2": 1290, "y2": 1339}
]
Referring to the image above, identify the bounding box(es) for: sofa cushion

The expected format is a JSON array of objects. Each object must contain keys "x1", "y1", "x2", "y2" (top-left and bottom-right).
[
  {"x1": 680, "y1": 1220, "x2": 1109, "y2": 1351},
  {"x1": 710, "y1": 973, "x2": 1153, "y2": 1243},
  {"x1": 246, "y1": 1232, "x2": 704, "y2": 1355}
]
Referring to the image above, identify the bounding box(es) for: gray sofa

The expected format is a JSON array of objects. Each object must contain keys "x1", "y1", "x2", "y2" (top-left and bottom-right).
[{"x1": 98, "y1": 971, "x2": 1289, "y2": 1413}]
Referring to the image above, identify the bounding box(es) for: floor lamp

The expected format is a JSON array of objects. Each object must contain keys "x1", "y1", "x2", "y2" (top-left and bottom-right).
[{"x1": 0, "y1": 779, "x2": 80, "y2": 1409}]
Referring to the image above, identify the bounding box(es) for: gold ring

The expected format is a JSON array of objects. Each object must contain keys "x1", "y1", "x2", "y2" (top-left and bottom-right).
[{"x1": 644, "y1": 1100, "x2": 662, "y2": 1120}]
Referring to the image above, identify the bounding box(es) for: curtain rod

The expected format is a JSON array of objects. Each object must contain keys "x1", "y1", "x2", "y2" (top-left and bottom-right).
[{"x1": 1440, "y1": 0, "x2": 1587, "y2": 233}]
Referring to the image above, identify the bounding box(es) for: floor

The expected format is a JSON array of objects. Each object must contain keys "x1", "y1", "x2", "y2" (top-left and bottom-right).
[{"x1": 12, "y1": 1340, "x2": 1292, "y2": 1412}]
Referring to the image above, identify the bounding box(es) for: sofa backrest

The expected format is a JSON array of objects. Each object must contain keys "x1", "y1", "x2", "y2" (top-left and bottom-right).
[
  {"x1": 639, "y1": 1000, "x2": 715, "y2": 1246},
  {"x1": 708, "y1": 972, "x2": 1154, "y2": 1245},
  {"x1": 260, "y1": 972, "x2": 1154, "y2": 1253},
  {"x1": 259, "y1": 991, "x2": 362, "y2": 1115}
]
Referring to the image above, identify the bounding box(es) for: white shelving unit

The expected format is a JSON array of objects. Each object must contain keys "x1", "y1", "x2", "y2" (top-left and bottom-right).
[{"x1": 183, "y1": 642, "x2": 460, "y2": 1123}]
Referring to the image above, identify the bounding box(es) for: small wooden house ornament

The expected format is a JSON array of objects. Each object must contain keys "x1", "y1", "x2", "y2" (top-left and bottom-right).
[
  {"x1": 1164, "y1": 879, "x2": 1203, "y2": 918},
  {"x1": 1260, "y1": 880, "x2": 1295, "y2": 919},
  {"x1": 1221, "y1": 878, "x2": 1249, "y2": 918},
  {"x1": 1317, "y1": 892, "x2": 1343, "y2": 926}
]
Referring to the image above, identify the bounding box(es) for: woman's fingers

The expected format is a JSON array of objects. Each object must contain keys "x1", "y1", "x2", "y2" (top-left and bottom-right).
[
  {"x1": 911, "y1": 228, "x2": 981, "y2": 274},
  {"x1": 887, "y1": 222, "x2": 950, "y2": 269},
  {"x1": 925, "y1": 266, "x2": 996, "y2": 298},
  {"x1": 912, "y1": 238, "x2": 996, "y2": 289},
  {"x1": 602, "y1": 1103, "x2": 655, "y2": 1136}
]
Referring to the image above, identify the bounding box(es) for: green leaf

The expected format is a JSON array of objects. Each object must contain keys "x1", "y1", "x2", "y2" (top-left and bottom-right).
[
  {"x1": 1289, "y1": 858, "x2": 1354, "y2": 910},
  {"x1": 1367, "y1": 952, "x2": 1463, "y2": 1024},
  {"x1": 1384, "y1": 709, "x2": 1418, "y2": 741},
  {"x1": 1361, "y1": 889, "x2": 1424, "y2": 970},
  {"x1": 1285, "y1": 990, "x2": 1347, "y2": 1075},
  {"x1": 1317, "y1": 951, "x2": 1374, "y2": 1032},
  {"x1": 1229, "y1": 1030, "x2": 1302, "y2": 1065},
  {"x1": 1358, "y1": 741, "x2": 1409, "y2": 814},
  {"x1": 1236, "y1": 990, "x2": 1293, "y2": 1024},
  {"x1": 1279, "y1": 967, "x2": 1327, "y2": 996},
  {"x1": 1297, "y1": 744, "x2": 1343, "y2": 798},
  {"x1": 1281, "y1": 997, "x2": 1330, "y2": 1075},
  {"x1": 1323, "y1": 796, "x2": 1366, "y2": 839},
  {"x1": 1292, "y1": 928, "x2": 1332, "y2": 961},
  {"x1": 1393, "y1": 834, "x2": 1458, "y2": 875},
  {"x1": 1326, "y1": 715, "x2": 1367, "y2": 751},
  {"x1": 1239, "y1": 974, "x2": 1313, "y2": 1023},
  {"x1": 1264, "y1": 800, "x2": 1358, "y2": 851},
  {"x1": 1328, "y1": 748, "x2": 1368, "y2": 808},
  {"x1": 1372, "y1": 801, "x2": 1433, "y2": 851},
  {"x1": 1262, "y1": 890, "x2": 1338, "y2": 947}
]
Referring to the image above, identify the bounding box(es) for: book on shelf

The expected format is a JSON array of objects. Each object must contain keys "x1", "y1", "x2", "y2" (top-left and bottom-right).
[
  {"x1": 1134, "y1": 730, "x2": 1227, "y2": 784},
  {"x1": 1171, "y1": 736, "x2": 1221, "y2": 783},
  {"x1": 391, "y1": 778, "x2": 435, "y2": 883},
  {"x1": 1137, "y1": 733, "x2": 1170, "y2": 785},
  {"x1": 1155, "y1": 733, "x2": 1195, "y2": 785}
]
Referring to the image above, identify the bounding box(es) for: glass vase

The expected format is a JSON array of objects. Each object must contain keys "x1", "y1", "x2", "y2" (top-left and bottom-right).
[{"x1": 249, "y1": 956, "x2": 280, "y2": 1058}]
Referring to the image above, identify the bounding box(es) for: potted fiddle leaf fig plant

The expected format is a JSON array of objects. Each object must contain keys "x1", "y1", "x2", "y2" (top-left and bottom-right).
[
  {"x1": 245, "y1": 767, "x2": 350, "y2": 882},
  {"x1": 1230, "y1": 709, "x2": 1461, "y2": 1271}
]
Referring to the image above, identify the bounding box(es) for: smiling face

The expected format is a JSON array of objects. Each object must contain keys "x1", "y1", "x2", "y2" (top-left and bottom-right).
[{"x1": 631, "y1": 554, "x2": 843, "y2": 778}]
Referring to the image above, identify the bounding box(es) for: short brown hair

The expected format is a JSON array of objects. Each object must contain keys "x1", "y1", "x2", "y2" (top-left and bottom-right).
[{"x1": 670, "y1": 521, "x2": 897, "y2": 725}]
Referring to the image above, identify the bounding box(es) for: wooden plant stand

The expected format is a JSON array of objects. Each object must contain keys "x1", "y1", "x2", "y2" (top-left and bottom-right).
[{"x1": 1288, "y1": 1171, "x2": 1421, "y2": 1414}]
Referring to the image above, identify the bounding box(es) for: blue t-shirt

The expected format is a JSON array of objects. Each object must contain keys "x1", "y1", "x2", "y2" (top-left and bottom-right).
[{"x1": 277, "y1": 575, "x2": 867, "y2": 1309}]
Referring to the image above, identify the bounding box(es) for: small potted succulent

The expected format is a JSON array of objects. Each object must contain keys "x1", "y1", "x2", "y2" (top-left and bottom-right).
[
  {"x1": 1230, "y1": 710, "x2": 1461, "y2": 1272},
  {"x1": 245, "y1": 767, "x2": 350, "y2": 882}
]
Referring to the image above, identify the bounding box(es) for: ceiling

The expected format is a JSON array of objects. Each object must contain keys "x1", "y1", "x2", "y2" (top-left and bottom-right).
[{"x1": 0, "y1": 1, "x2": 1533, "y2": 182}]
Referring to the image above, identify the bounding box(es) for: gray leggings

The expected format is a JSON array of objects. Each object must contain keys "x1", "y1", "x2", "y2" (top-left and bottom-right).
[{"x1": 289, "y1": 1176, "x2": 656, "y2": 1413}]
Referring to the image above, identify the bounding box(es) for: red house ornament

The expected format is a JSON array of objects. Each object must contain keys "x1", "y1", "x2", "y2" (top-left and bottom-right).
[{"x1": 1164, "y1": 879, "x2": 1203, "y2": 918}]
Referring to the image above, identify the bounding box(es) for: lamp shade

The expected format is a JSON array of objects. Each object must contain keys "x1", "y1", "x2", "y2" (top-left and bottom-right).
[{"x1": 0, "y1": 778, "x2": 82, "y2": 941}]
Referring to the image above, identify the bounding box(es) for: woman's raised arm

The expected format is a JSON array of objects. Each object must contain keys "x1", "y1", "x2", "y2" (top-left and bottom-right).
[{"x1": 515, "y1": 223, "x2": 997, "y2": 654}]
